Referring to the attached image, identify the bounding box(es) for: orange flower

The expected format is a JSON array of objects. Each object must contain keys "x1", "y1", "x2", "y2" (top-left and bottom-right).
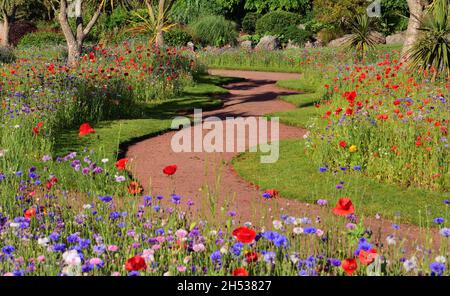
[{"x1": 128, "y1": 181, "x2": 143, "y2": 195}]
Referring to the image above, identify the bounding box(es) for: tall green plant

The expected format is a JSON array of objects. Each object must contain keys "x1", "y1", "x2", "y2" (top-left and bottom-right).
[
  {"x1": 408, "y1": 0, "x2": 450, "y2": 79},
  {"x1": 345, "y1": 14, "x2": 378, "y2": 61}
]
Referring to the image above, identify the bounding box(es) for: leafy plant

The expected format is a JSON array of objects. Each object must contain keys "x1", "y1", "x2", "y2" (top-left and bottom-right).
[
  {"x1": 0, "y1": 45, "x2": 14, "y2": 63},
  {"x1": 17, "y1": 31, "x2": 65, "y2": 48},
  {"x1": 164, "y1": 27, "x2": 192, "y2": 47},
  {"x1": 189, "y1": 15, "x2": 237, "y2": 47},
  {"x1": 408, "y1": 0, "x2": 450, "y2": 79},
  {"x1": 255, "y1": 11, "x2": 302, "y2": 38},
  {"x1": 241, "y1": 12, "x2": 260, "y2": 34},
  {"x1": 345, "y1": 14, "x2": 378, "y2": 61}
]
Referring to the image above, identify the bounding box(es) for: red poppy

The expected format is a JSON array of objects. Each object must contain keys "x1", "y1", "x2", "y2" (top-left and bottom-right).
[
  {"x1": 115, "y1": 158, "x2": 128, "y2": 170},
  {"x1": 245, "y1": 252, "x2": 258, "y2": 263},
  {"x1": 339, "y1": 140, "x2": 347, "y2": 148},
  {"x1": 232, "y1": 267, "x2": 248, "y2": 276},
  {"x1": 79, "y1": 123, "x2": 96, "y2": 136},
  {"x1": 24, "y1": 208, "x2": 37, "y2": 219},
  {"x1": 332, "y1": 198, "x2": 355, "y2": 216},
  {"x1": 32, "y1": 126, "x2": 40, "y2": 135},
  {"x1": 163, "y1": 164, "x2": 177, "y2": 175},
  {"x1": 341, "y1": 258, "x2": 357, "y2": 275},
  {"x1": 264, "y1": 189, "x2": 279, "y2": 198},
  {"x1": 359, "y1": 248, "x2": 377, "y2": 265},
  {"x1": 125, "y1": 255, "x2": 147, "y2": 271},
  {"x1": 232, "y1": 227, "x2": 256, "y2": 244},
  {"x1": 128, "y1": 181, "x2": 143, "y2": 195}
]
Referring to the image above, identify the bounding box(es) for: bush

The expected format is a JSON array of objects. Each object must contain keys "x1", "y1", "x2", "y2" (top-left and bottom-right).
[
  {"x1": 283, "y1": 26, "x2": 314, "y2": 46},
  {"x1": 255, "y1": 11, "x2": 302, "y2": 38},
  {"x1": 242, "y1": 12, "x2": 261, "y2": 34},
  {"x1": 190, "y1": 15, "x2": 238, "y2": 47},
  {"x1": 164, "y1": 28, "x2": 193, "y2": 47},
  {"x1": 17, "y1": 31, "x2": 65, "y2": 49},
  {"x1": 0, "y1": 47, "x2": 15, "y2": 64}
]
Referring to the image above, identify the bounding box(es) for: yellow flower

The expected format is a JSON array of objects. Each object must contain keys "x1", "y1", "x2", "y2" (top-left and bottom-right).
[{"x1": 349, "y1": 145, "x2": 358, "y2": 153}]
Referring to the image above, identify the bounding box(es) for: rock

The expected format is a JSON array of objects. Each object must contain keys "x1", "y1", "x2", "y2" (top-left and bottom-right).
[
  {"x1": 304, "y1": 41, "x2": 313, "y2": 48},
  {"x1": 238, "y1": 34, "x2": 251, "y2": 42},
  {"x1": 255, "y1": 35, "x2": 281, "y2": 51},
  {"x1": 327, "y1": 34, "x2": 352, "y2": 47},
  {"x1": 286, "y1": 40, "x2": 300, "y2": 49},
  {"x1": 240, "y1": 40, "x2": 253, "y2": 50},
  {"x1": 386, "y1": 31, "x2": 406, "y2": 45},
  {"x1": 369, "y1": 31, "x2": 386, "y2": 44},
  {"x1": 187, "y1": 41, "x2": 195, "y2": 51}
]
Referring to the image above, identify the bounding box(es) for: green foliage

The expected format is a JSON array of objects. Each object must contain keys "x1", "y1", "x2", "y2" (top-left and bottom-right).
[
  {"x1": 0, "y1": 46, "x2": 15, "y2": 63},
  {"x1": 255, "y1": 11, "x2": 302, "y2": 39},
  {"x1": 245, "y1": 0, "x2": 312, "y2": 14},
  {"x1": 345, "y1": 14, "x2": 378, "y2": 61},
  {"x1": 170, "y1": 0, "x2": 226, "y2": 24},
  {"x1": 17, "y1": 31, "x2": 65, "y2": 49},
  {"x1": 409, "y1": 0, "x2": 450, "y2": 79},
  {"x1": 379, "y1": 0, "x2": 409, "y2": 35},
  {"x1": 241, "y1": 12, "x2": 261, "y2": 34},
  {"x1": 283, "y1": 26, "x2": 314, "y2": 45},
  {"x1": 164, "y1": 27, "x2": 192, "y2": 47},
  {"x1": 312, "y1": 0, "x2": 367, "y2": 25},
  {"x1": 190, "y1": 15, "x2": 237, "y2": 47}
]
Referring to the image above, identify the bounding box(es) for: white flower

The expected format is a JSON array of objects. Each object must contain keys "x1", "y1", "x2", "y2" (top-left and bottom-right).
[
  {"x1": 62, "y1": 250, "x2": 81, "y2": 266},
  {"x1": 192, "y1": 243, "x2": 205, "y2": 252},
  {"x1": 101, "y1": 158, "x2": 109, "y2": 163},
  {"x1": 220, "y1": 246, "x2": 228, "y2": 254},
  {"x1": 183, "y1": 256, "x2": 191, "y2": 264},
  {"x1": 209, "y1": 230, "x2": 217, "y2": 236},
  {"x1": 289, "y1": 254, "x2": 299, "y2": 264},
  {"x1": 403, "y1": 257, "x2": 417, "y2": 273},
  {"x1": 386, "y1": 235, "x2": 396, "y2": 246},
  {"x1": 62, "y1": 264, "x2": 82, "y2": 276},
  {"x1": 163, "y1": 271, "x2": 171, "y2": 276},
  {"x1": 9, "y1": 222, "x2": 20, "y2": 228},
  {"x1": 14, "y1": 125, "x2": 20, "y2": 129},
  {"x1": 38, "y1": 237, "x2": 49, "y2": 247},
  {"x1": 244, "y1": 221, "x2": 252, "y2": 227},
  {"x1": 293, "y1": 227, "x2": 304, "y2": 235},
  {"x1": 316, "y1": 229, "x2": 324, "y2": 237},
  {"x1": 435, "y1": 256, "x2": 446, "y2": 263},
  {"x1": 272, "y1": 220, "x2": 283, "y2": 230},
  {"x1": 82, "y1": 204, "x2": 92, "y2": 210}
]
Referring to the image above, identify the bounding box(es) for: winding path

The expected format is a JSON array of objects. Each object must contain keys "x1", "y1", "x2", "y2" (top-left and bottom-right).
[{"x1": 126, "y1": 70, "x2": 440, "y2": 248}]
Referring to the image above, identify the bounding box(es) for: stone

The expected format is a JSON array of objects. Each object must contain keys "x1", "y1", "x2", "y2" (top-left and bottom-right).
[
  {"x1": 370, "y1": 31, "x2": 386, "y2": 44},
  {"x1": 255, "y1": 35, "x2": 281, "y2": 51},
  {"x1": 187, "y1": 42, "x2": 195, "y2": 51},
  {"x1": 240, "y1": 40, "x2": 253, "y2": 50},
  {"x1": 327, "y1": 35, "x2": 352, "y2": 47},
  {"x1": 386, "y1": 31, "x2": 406, "y2": 45}
]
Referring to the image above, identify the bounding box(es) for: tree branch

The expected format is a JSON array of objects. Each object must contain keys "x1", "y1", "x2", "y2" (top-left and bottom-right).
[
  {"x1": 83, "y1": 2, "x2": 103, "y2": 36},
  {"x1": 58, "y1": 0, "x2": 77, "y2": 45}
]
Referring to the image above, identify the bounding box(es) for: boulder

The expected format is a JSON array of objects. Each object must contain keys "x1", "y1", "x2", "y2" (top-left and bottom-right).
[
  {"x1": 240, "y1": 40, "x2": 253, "y2": 50},
  {"x1": 286, "y1": 40, "x2": 300, "y2": 49},
  {"x1": 370, "y1": 31, "x2": 386, "y2": 44},
  {"x1": 327, "y1": 34, "x2": 352, "y2": 47},
  {"x1": 386, "y1": 31, "x2": 406, "y2": 45},
  {"x1": 187, "y1": 41, "x2": 195, "y2": 51},
  {"x1": 255, "y1": 35, "x2": 281, "y2": 51}
]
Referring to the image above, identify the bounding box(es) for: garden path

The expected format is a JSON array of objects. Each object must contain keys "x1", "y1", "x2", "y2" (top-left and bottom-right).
[{"x1": 126, "y1": 70, "x2": 440, "y2": 248}]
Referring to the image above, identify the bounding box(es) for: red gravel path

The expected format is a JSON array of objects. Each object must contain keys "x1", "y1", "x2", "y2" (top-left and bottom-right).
[{"x1": 126, "y1": 70, "x2": 442, "y2": 249}]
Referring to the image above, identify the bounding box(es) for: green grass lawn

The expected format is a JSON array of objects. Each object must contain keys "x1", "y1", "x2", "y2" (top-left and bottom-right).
[
  {"x1": 54, "y1": 74, "x2": 241, "y2": 159},
  {"x1": 232, "y1": 139, "x2": 449, "y2": 225}
]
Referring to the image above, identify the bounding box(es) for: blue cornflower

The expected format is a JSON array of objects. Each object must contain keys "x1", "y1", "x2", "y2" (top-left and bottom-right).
[
  {"x1": 353, "y1": 166, "x2": 362, "y2": 171},
  {"x1": 263, "y1": 251, "x2": 276, "y2": 264},
  {"x1": 304, "y1": 227, "x2": 317, "y2": 234},
  {"x1": 109, "y1": 211, "x2": 120, "y2": 220},
  {"x1": 440, "y1": 228, "x2": 450, "y2": 238},
  {"x1": 2, "y1": 245, "x2": 14, "y2": 255},
  {"x1": 262, "y1": 192, "x2": 272, "y2": 199},
  {"x1": 49, "y1": 232, "x2": 60, "y2": 241},
  {"x1": 210, "y1": 250, "x2": 221, "y2": 264},
  {"x1": 444, "y1": 200, "x2": 450, "y2": 205},
  {"x1": 155, "y1": 228, "x2": 164, "y2": 235},
  {"x1": 67, "y1": 233, "x2": 79, "y2": 244},
  {"x1": 230, "y1": 242, "x2": 244, "y2": 256},
  {"x1": 433, "y1": 217, "x2": 445, "y2": 224},
  {"x1": 81, "y1": 263, "x2": 93, "y2": 273},
  {"x1": 319, "y1": 167, "x2": 328, "y2": 172},
  {"x1": 0, "y1": 173, "x2": 5, "y2": 181},
  {"x1": 273, "y1": 234, "x2": 288, "y2": 248},
  {"x1": 93, "y1": 245, "x2": 106, "y2": 254},
  {"x1": 392, "y1": 224, "x2": 400, "y2": 230},
  {"x1": 99, "y1": 195, "x2": 112, "y2": 203},
  {"x1": 52, "y1": 243, "x2": 66, "y2": 252},
  {"x1": 144, "y1": 195, "x2": 152, "y2": 206},
  {"x1": 78, "y1": 239, "x2": 91, "y2": 249},
  {"x1": 430, "y1": 262, "x2": 445, "y2": 276},
  {"x1": 171, "y1": 194, "x2": 181, "y2": 204},
  {"x1": 128, "y1": 271, "x2": 140, "y2": 276},
  {"x1": 328, "y1": 258, "x2": 341, "y2": 267},
  {"x1": 153, "y1": 205, "x2": 161, "y2": 212}
]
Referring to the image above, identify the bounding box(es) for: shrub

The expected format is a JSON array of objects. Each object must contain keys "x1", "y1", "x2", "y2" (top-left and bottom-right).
[
  {"x1": 190, "y1": 15, "x2": 238, "y2": 47},
  {"x1": 164, "y1": 28, "x2": 193, "y2": 47},
  {"x1": 242, "y1": 12, "x2": 261, "y2": 34},
  {"x1": 255, "y1": 11, "x2": 302, "y2": 37},
  {"x1": 283, "y1": 26, "x2": 314, "y2": 46},
  {"x1": 17, "y1": 31, "x2": 65, "y2": 49},
  {"x1": 0, "y1": 47, "x2": 15, "y2": 64}
]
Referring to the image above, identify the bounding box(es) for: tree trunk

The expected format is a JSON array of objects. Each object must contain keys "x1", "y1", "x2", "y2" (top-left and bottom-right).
[
  {"x1": 155, "y1": 30, "x2": 164, "y2": 47},
  {"x1": 67, "y1": 41, "x2": 82, "y2": 67},
  {"x1": 401, "y1": 0, "x2": 428, "y2": 60},
  {"x1": 0, "y1": 17, "x2": 9, "y2": 47}
]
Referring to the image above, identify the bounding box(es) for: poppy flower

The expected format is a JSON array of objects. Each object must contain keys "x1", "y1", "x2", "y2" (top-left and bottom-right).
[
  {"x1": 341, "y1": 258, "x2": 357, "y2": 275},
  {"x1": 115, "y1": 158, "x2": 128, "y2": 170},
  {"x1": 79, "y1": 123, "x2": 96, "y2": 136},
  {"x1": 163, "y1": 165, "x2": 177, "y2": 176},
  {"x1": 245, "y1": 251, "x2": 258, "y2": 263},
  {"x1": 332, "y1": 198, "x2": 355, "y2": 216},
  {"x1": 232, "y1": 267, "x2": 248, "y2": 276},
  {"x1": 359, "y1": 248, "x2": 377, "y2": 265},
  {"x1": 24, "y1": 208, "x2": 37, "y2": 219},
  {"x1": 125, "y1": 255, "x2": 147, "y2": 271},
  {"x1": 232, "y1": 227, "x2": 256, "y2": 244},
  {"x1": 128, "y1": 181, "x2": 143, "y2": 195},
  {"x1": 339, "y1": 140, "x2": 347, "y2": 148}
]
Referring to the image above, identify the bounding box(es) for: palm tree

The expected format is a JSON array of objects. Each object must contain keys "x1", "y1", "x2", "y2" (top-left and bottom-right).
[
  {"x1": 407, "y1": 0, "x2": 450, "y2": 79},
  {"x1": 128, "y1": 0, "x2": 176, "y2": 47},
  {"x1": 344, "y1": 14, "x2": 378, "y2": 62}
]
